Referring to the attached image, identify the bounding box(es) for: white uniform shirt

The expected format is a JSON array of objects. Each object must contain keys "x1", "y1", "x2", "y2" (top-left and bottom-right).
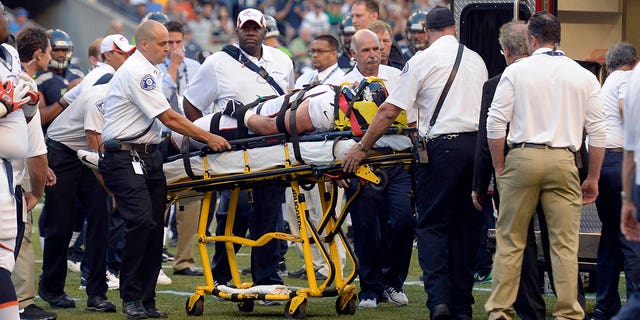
[
  {"x1": 487, "y1": 48, "x2": 606, "y2": 151},
  {"x1": 103, "y1": 50, "x2": 170, "y2": 144},
  {"x1": 600, "y1": 69, "x2": 630, "y2": 148},
  {"x1": 295, "y1": 63, "x2": 344, "y2": 89},
  {"x1": 184, "y1": 44, "x2": 294, "y2": 115},
  {"x1": 624, "y1": 64, "x2": 640, "y2": 169},
  {"x1": 62, "y1": 62, "x2": 115, "y2": 105},
  {"x1": 386, "y1": 35, "x2": 488, "y2": 137},
  {"x1": 47, "y1": 83, "x2": 109, "y2": 151}
]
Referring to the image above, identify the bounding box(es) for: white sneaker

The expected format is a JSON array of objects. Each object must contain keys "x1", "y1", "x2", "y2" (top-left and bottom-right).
[
  {"x1": 358, "y1": 298, "x2": 377, "y2": 309},
  {"x1": 67, "y1": 259, "x2": 81, "y2": 273},
  {"x1": 157, "y1": 269, "x2": 172, "y2": 285},
  {"x1": 106, "y1": 271, "x2": 120, "y2": 290},
  {"x1": 383, "y1": 286, "x2": 408, "y2": 306}
]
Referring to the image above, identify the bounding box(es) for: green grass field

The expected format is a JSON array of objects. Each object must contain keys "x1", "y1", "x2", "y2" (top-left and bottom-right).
[{"x1": 27, "y1": 206, "x2": 604, "y2": 319}]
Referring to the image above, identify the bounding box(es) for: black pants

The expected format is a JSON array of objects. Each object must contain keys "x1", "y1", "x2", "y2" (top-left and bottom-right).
[
  {"x1": 100, "y1": 149, "x2": 165, "y2": 304},
  {"x1": 347, "y1": 165, "x2": 416, "y2": 301},
  {"x1": 416, "y1": 133, "x2": 483, "y2": 318},
  {"x1": 40, "y1": 139, "x2": 109, "y2": 298}
]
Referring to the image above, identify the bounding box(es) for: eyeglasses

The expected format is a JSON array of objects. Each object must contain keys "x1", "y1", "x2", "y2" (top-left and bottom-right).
[{"x1": 308, "y1": 49, "x2": 335, "y2": 55}]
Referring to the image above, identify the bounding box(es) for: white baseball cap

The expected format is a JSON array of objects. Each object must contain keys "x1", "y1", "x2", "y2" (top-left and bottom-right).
[
  {"x1": 236, "y1": 8, "x2": 265, "y2": 28},
  {"x1": 100, "y1": 34, "x2": 136, "y2": 54}
]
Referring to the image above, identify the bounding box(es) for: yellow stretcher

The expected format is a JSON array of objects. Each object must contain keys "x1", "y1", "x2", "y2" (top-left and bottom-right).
[{"x1": 166, "y1": 129, "x2": 416, "y2": 319}]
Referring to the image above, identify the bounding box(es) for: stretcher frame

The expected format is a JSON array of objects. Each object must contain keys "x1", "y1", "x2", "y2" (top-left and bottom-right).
[{"x1": 167, "y1": 129, "x2": 416, "y2": 319}]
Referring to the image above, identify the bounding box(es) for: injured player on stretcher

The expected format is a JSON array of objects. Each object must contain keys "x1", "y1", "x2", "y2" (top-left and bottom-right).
[{"x1": 169, "y1": 77, "x2": 407, "y2": 150}]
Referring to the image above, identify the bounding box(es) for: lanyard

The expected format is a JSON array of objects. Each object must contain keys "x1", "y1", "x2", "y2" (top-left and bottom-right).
[
  {"x1": 544, "y1": 50, "x2": 565, "y2": 56},
  {"x1": 319, "y1": 66, "x2": 339, "y2": 84},
  {"x1": 164, "y1": 60, "x2": 189, "y2": 93}
]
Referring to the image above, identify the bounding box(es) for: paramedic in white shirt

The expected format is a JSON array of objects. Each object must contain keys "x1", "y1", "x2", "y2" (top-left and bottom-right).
[
  {"x1": 99, "y1": 20, "x2": 229, "y2": 319},
  {"x1": 181, "y1": 8, "x2": 295, "y2": 288},
  {"x1": 342, "y1": 6, "x2": 488, "y2": 319}
]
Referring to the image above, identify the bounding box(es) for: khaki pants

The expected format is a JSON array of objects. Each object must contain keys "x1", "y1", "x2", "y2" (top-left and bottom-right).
[
  {"x1": 285, "y1": 186, "x2": 346, "y2": 276},
  {"x1": 11, "y1": 211, "x2": 34, "y2": 309},
  {"x1": 173, "y1": 199, "x2": 200, "y2": 271},
  {"x1": 485, "y1": 148, "x2": 584, "y2": 320}
]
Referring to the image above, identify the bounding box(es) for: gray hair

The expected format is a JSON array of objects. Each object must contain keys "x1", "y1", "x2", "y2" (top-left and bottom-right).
[
  {"x1": 606, "y1": 42, "x2": 637, "y2": 73},
  {"x1": 498, "y1": 21, "x2": 528, "y2": 56}
]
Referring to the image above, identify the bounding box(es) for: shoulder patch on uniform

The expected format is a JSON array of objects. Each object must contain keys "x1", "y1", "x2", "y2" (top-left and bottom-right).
[
  {"x1": 96, "y1": 99, "x2": 105, "y2": 114},
  {"x1": 140, "y1": 74, "x2": 156, "y2": 91},
  {"x1": 400, "y1": 62, "x2": 409, "y2": 75}
]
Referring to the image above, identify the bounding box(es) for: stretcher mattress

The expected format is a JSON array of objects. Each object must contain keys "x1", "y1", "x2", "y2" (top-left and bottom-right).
[{"x1": 163, "y1": 135, "x2": 413, "y2": 184}]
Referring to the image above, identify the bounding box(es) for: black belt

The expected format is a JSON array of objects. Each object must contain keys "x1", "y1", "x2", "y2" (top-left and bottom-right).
[
  {"x1": 109, "y1": 142, "x2": 157, "y2": 153},
  {"x1": 512, "y1": 143, "x2": 568, "y2": 150},
  {"x1": 606, "y1": 147, "x2": 624, "y2": 153},
  {"x1": 429, "y1": 132, "x2": 476, "y2": 141}
]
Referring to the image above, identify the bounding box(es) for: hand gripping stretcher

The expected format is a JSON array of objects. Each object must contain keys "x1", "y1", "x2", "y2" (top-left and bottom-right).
[{"x1": 162, "y1": 127, "x2": 417, "y2": 319}]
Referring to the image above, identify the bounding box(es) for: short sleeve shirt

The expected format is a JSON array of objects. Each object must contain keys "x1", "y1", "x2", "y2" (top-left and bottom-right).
[
  {"x1": 386, "y1": 35, "x2": 488, "y2": 138},
  {"x1": 102, "y1": 50, "x2": 170, "y2": 144}
]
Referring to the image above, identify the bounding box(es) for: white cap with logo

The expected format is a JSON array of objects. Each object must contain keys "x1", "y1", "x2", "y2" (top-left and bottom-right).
[
  {"x1": 100, "y1": 34, "x2": 136, "y2": 54},
  {"x1": 236, "y1": 8, "x2": 265, "y2": 28}
]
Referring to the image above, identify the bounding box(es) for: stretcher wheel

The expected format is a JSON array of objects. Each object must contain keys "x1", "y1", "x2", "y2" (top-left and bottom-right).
[
  {"x1": 335, "y1": 295, "x2": 357, "y2": 315},
  {"x1": 185, "y1": 295, "x2": 204, "y2": 316},
  {"x1": 370, "y1": 169, "x2": 388, "y2": 191},
  {"x1": 285, "y1": 298, "x2": 307, "y2": 319},
  {"x1": 238, "y1": 300, "x2": 254, "y2": 313}
]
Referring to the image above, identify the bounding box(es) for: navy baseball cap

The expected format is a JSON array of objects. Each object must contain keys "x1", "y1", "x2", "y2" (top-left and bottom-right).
[{"x1": 425, "y1": 6, "x2": 455, "y2": 29}]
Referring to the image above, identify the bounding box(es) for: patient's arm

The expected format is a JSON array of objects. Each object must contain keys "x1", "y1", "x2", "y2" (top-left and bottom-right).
[{"x1": 245, "y1": 99, "x2": 316, "y2": 135}]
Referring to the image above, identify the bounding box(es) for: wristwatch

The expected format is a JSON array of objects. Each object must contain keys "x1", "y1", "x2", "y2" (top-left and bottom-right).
[
  {"x1": 357, "y1": 141, "x2": 369, "y2": 153},
  {"x1": 621, "y1": 191, "x2": 632, "y2": 202}
]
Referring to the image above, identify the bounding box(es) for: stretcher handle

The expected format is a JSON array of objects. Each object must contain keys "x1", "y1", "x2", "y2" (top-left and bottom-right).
[
  {"x1": 201, "y1": 134, "x2": 287, "y2": 155},
  {"x1": 296, "y1": 127, "x2": 418, "y2": 143}
]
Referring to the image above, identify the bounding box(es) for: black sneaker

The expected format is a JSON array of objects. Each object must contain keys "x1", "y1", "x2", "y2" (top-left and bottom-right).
[
  {"x1": 38, "y1": 288, "x2": 76, "y2": 309},
  {"x1": 87, "y1": 296, "x2": 116, "y2": 313},
  {"x1": 122, "y1": 301, "x2": 147, "y2": 320},
  {"x1": 143, "y1": 303, "x2": 168, "y2": 318},
  {"x1": 19, "y1": 304, "x2": 57, "y2": 320},
  {"x1": 287, "y1": 268, "x2": 306, "y2": 278},
  {"x1": 588, "y1": 308, "x2": 607, "y2": 320},
  {"x1": 161, "y1": 247, "x2": 174, "y2": 262},
  {"x1": 277, "y1": 259, "x2": 287, "y2": 275},
  {"x1": 301, "y1": 270, "x2": 327, "y2": 281}
]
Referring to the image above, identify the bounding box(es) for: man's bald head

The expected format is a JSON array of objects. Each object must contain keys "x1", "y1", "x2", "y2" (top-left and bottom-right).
[
  {"x1": 350, "y1": 29, "x2": 381, "y2": 77},
  {"x1": 135, "y1": 20, "x2": 169, "y2": 65},
  {"x1": 135, "y1": 20, "x2": 164, "y2": 43},
  {"x1": 351, "y1": 29, "x2": 380, "y2": 52}
]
